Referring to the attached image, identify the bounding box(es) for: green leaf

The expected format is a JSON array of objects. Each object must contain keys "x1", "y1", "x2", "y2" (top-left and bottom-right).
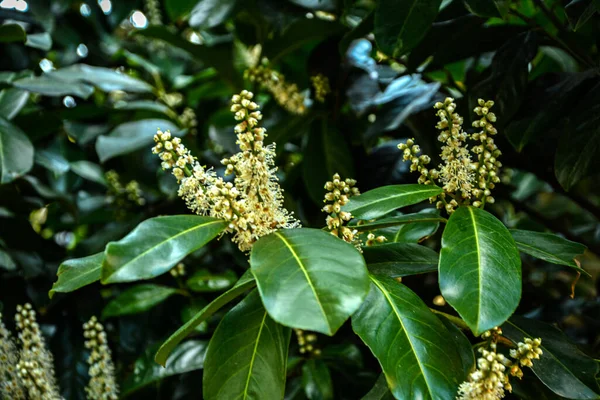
[
  {"x1": 13, "y1": 75, "x2": 95, "y2": 99},
  {"x1": 49, "y1": 64, "x2": 153, "y2": 93},
  {"x1": 503, "y1": 316, "x2": 600, "y2": 399},
  {"x1": 374, "y1": 0, "x2": 443, "y2": 57},
  {"x1": 303, "y1": 119, "x2": 354, "y2": 205},
  {"x1": 0, "y1": 116, "x2": 34, "y2": 184},
  {"x1": 189, "y1": 0, "x2": 238, "y2": 29},
  {"x1": 463, "y1": 0, "x2": 509, "y2": 18},
  {"x1": 251, "y1": 228, "x2": 370, "y2": 335},
  {"x1": 102, "y1": 284, "x2": 179, "y2": 318},
  {"x1": 186, "y1": 268, "x2": 237, "y2": 292},
  {"x1": 155, "y1": 272, "x2": 256, "y2": 366},
  {"x1": 102, "y1": 215, "x2": 228, "y2": 283},
  {"x1": 361, "y1": 374, "x2": 394, "y2": 400},
  {"x1": 165, "y1": 0, "x2": 197, "y2": 21},
  {"x1": 114, "y1": 100, "x2": 172, "y2": 115},
  {"x1": 0, "y1": 249, "x2": 17, "y2": 271},
  {"x1": 352, "y1": 275, "x2": 464, "y2": 399},
  {"x1": 510, "y1": 229, "x2": 588, "y2": 274},
  {"x1": 70, "y1": 161, "x2": 107, "y2": 186},
  {"x1": 342, "y1": 184, "x2": 443, "y2": 220},
  {"x1": 34, "y1": 149, "x2": 70, "y2": 175},
  {"x1": 439, "y1": 206, "x2": 521, "y2": 335},
  {"x1": 302, "y1": 359, "x2": 334, "y2": 400},
  {"x1": 0, "y1": 88, "x2": 29, "y2": 120},
  {"x1": 25, "y1": 32, "x2": 52, "y2": 51},
  {"x1": 49, "y1": 253, "x2": 103, "y2": 299},
  {"x1": 351, "y1": 212, "x2": 446, "y2": 232},
  {"x1": 362, "y1": 243, "x2": 439, "y2": 277},
  {"x1": 436, "y1": 315, "x2": 475, "y2": 377},
  {"x1": 203, "y1": 289, "x2": 291, "y2": 400},
  {"x1": 122, "y1": 340, "x2": 207, "y2": 396},
  {"x1": 95, "y1": 119, "x2": 183, "y2": 162},
  {"x1": 555, "y1": 82, "x2": 600, "y2": 191},
  {"x1": 0, "y1": 24, "x2": 26, "y2": 43},
  {"x1": 565, "y1": 0, "x2": 599, "y2": 31}
]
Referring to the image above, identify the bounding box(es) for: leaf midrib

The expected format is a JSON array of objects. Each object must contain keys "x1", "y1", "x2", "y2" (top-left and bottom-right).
[
  {"x1": 468, "y1": 207, "x2": 482, "y2": 333},
  {"x1": 104, "y1": 219, "x2": 225, "y2": 280},
  {"x1": 242, "y1": 311, "x2": 267, "y2": 400},
  {"x1": 371, "y1": 276, "x2": 435, "y2": 396},
  {"x1": 274, "y1": 231, "x2": 331, "y2": 334}
]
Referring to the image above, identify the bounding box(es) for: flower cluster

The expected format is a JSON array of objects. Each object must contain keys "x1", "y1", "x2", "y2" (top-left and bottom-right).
[
  {"x1": 245, "y1": 65, "x2": 307, "y2": 115},
  {"x1": 294, "y1": 329, "x2": 321, "y2": 357},
  {"x1": 14, "y1": 304, "x2": 60, "y2": 400},
  {"x1": 105, "y1": 170, "x2": 146, "y2": 211},
  {"x1": 323, "y1": 173, "x2": 361, "y2": 246},
  {"x1": 397, "y1": 98, "x2": 501, "y2": 214},
  {"x1": 365, "y1": 233, "x2": 387, "y2": 246},
  {"x1": 310, "y1": 73, "x2": 331, "y2": 103},
  {"x1": 170, "y1": 262, "x2": 186, "y2": 277},
  {"x1": 0, "y1": 313, "x2": 25, "y2": 399},
  {"x1": 153, "y1": 91, "x2": 300, "y2": 252},
  {"x1": 179, "y1": 107, "x2": 198, "y2": 136},
  {"x1": 145, "y1": 0, "x2": 162, "y2": 25},
  {"x1": 83, "y1": 316, "x2": 119, "y2": 400},
  {"x1": 457, "y1": 327, "x2": 542, "y2": 400}
]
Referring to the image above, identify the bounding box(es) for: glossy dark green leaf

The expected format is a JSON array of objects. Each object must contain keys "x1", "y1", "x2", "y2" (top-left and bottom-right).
[
  {"x1": 439, "y1": 206, "x2": 521, "y2": 335},
  {"x1": 64, "y1": 121, "x2": 108, "y2": 146},
  {"x1": 25, "y1": 32, "x2": 52, "y2": 51},
  {"x1": 95, "y1": 119, "x2": 183, "y2": 162},
  {"x1": 122, "y1": 340, "x2": 207, "y2": 396},
  {"x1": 189, "y1": 0, "x2": 238, "y2": 29},
  {"x1": 391, "y1": 217, "x2": 440, "y2": 243},
  {"x1": 0, "y1": 88, "x2": 29, "y2": 120},
  {"x1": 342, "y1": 184, "x2": 443, "y2": 220},
  {"x1": 203, "y1": 289, "x2": 291, "y2": 400},
  {"x1": 48, "y1": 64, "x2": 152, "y2": 93},
  {"x1": 503, "y1": 316, "x2": 600, "y2": 399},
  {"x1": 555, "y1": 81, "x2": 600, "y2": 191},
  {"x1": 34, "y1": 149, "x2": 70, "y2": 175},
  {"x1": 49, "y1": 253, "x2": 103, "y2": 299},
  {"x1": 565, "y1": 0, "x2": 599, "y2": 31},
  {"x1": 472, "y1": 32, "x2": 538, "y2": 123},
  {"x1": 352, "y1": 275, "x2": 464, "y2": 399},
  {"x1": 70, "y1": 161, "x2": 106, "y2": 186},
  {"x1": 102, "y1": 215, "x2": 228, "y2": 283},
  {"x1": 155, "y1": 272, "x2": 256, "y2": 366},
  {"x1": 302, "y1": 359, "x2": 334, "y2": 400},
  {"x1": 0, "y1": 116, "x2": 34, "y2": 184},
  {"x1": 361, "y1": 374, "x2": 394, "y2": 400},
  {"x1": 0, "y1": 24, "x2": 26, "y2": 43},
  {"x1": 251, "y1": 228, "x2": 369, "y2": 335},
  {"x1": 463, "y1": 0, "x2": 509, "y2": 18},
  {"x1": 102, "y1": 284, "x2": 179, "y2": 318},
  {"x1": 362, "y1": 243, "x2": 438, "y2": 277},
  {"x1": 13, "y1": 76, "x2": 95, "y2": 99},
  {"x1": 511, "y1": 229, "x2": 588, "y2": 274},
  {"x1": 436, "y1": 315, "x2": 475, "y2": 376},
  {"x1": 374, "y1": 0, "x2": 443, "y2": 57},
  {"x1": 186, "y1": 268, "x2": 237, "y2": 292},
  {"x1": 165, "y1": 0, "x2": 198, "y2": 21},
  {"x1": 351, "y1": 212, "x2": 445, "y2": 232},
  {"x1": 0, "y1": 248, "x2": 17, "y2": 271},
  {"x1": 303, "y1": 120, "x2": 354, "y2": 205},
  {"x1": 113, "y1": 100, "x2": 172, "y2": 115}
]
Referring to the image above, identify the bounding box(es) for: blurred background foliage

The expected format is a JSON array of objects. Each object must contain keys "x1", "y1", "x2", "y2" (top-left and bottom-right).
[{"x1": 0, "y1": 0, "x2": 599, "y2": 398}]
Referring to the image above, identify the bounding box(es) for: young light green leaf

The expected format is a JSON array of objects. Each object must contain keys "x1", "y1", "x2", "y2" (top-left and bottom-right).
[
  {"x1": 302, "y1": 359, "x2": 334, "y2": 400},
  {"x1": 102, "y1": 215, "x2": 228, "y2": 283},
  {"x1": 49, "y1": 253, "x2": 103, "y2": 298},
  {"x1": 374, "y1": 0, "x2": 443, "y2": 57},
  {"x1": 102, "y1": 284, "x2": 180, "y2": 318},
  {"x1": 352, "y1": 275, "x2": 464, "y2": 399},
  {"x1": 203, "y1": 289, "x2": 291, "y2": 400},
  {"x1": 122, "y1": 340, "x2": 207, "y2": 396},
  {"x1": 95, "y1": 119, "x2": 183, "y2": 162},
  {"x1": 362, "y1": 243, "x2": 439, "y2": 277},
  {"x1": 251, "y1": 228, "x2": 370, "y2": 336},
  {"x1": 439, "y1": 206, "x2": 521, "y2": 335},
  {"x1": 0, "y1": 117, "x2": 34, "y2": 184},
  {"x1": 510, "y1": 229, "x2": 588, "y2": 274},
  {"x1": 186, "y1": 268, "x2": 237, "y2": 292},
  {"x1": 155, "y1": 272, "x2": 256, "y2": 366},
  {"x1": 503, "y1": 316, "x2": 600, "y2": 399},
  {"x1": 342, "y1": 184, "x2": 443, "y2": 220}
]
